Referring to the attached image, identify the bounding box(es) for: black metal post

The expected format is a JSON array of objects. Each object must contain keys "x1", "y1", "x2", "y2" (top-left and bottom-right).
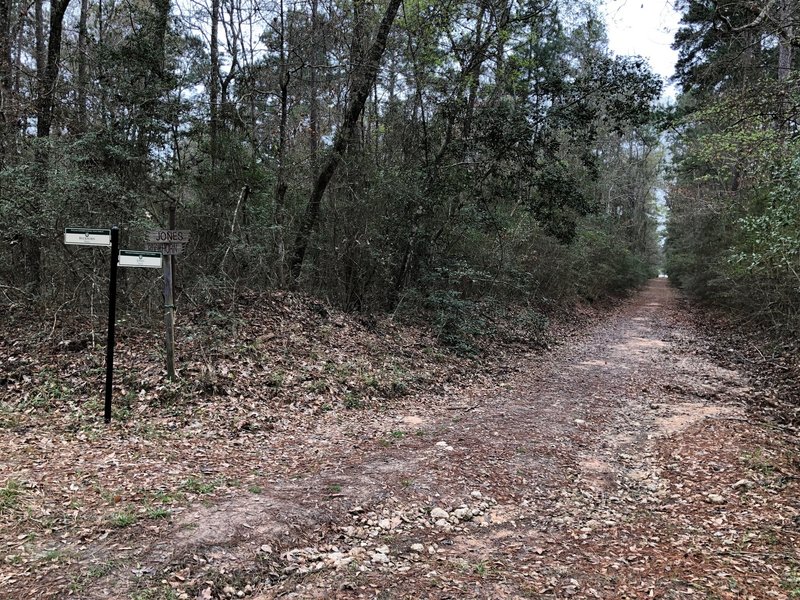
[{"x1": 104, "y1": 226, "x2": 119, "y2": 423}]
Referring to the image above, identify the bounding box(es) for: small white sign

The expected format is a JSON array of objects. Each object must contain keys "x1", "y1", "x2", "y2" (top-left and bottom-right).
[
  {"x1": 64, "y1": 228, "x2": 111, "y2": 247},
  {"x1": 118, "y1": 250, "x2": 162, "y2": 269}
]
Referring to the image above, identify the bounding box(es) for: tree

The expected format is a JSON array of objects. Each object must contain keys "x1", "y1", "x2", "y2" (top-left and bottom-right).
[
  {"x1": 666, "y1": 0, "x2": 800, "y2": 334},
  {"x1": 0, "y1": 0, "x2": 666, "y2": 323},
  {"x1": 290, "y1": 0, "x2": 403, "y2": 280},
  {"x1": 0, "y1": 0, "x2": 12, "y2": 165}
]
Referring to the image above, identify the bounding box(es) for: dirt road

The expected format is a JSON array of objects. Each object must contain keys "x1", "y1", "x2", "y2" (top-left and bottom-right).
[{"x1": 3, "y1": 280, "x2": 799, "y2": 599}]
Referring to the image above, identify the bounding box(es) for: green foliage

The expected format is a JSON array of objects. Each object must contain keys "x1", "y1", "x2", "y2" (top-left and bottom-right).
[
  {"x1": 0, "y1": 0, "x2": 663, "y2": 329},
  {"x1": 0, "y1": 479, "x2": 22, "y2": 512},
  {"x1": 146, "y1": 507, "x2": 171, "y2": 519},
  {"x1": 110, "y1": 511, "x2": 138, "y2": 528},
  {"x1": 666, "y1": 8, "x2": 800, "y2": 335},
  {"x1": 181, "y1": 477, "x2": 216, "y2": 495},
  {"x1": 131, "y1": 586, "x2": 179, "y2": 600},
  {"x1": 425, "y1": 284, "x2": 487, "y2": 355},
  {"x1": 782, "y1": 568, "x2": 800, "y2": 597},
  {"x1": 572, "y1": 220, "x2": 655, "y2": 301},
  {"x1": 736, "y1": 157, "x2": 800, "y2": 278},
  {"x1": 721, "y1": 157, "x2": 800, "y2": 329},
  {"x1": 343, "y1": 393, "x2": 365, "y2": 410}
]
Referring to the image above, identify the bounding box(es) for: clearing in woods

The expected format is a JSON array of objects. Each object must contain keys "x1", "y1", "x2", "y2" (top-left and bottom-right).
[{"x1": 1, "y1": 279, "x2": 799, "y2": 599}]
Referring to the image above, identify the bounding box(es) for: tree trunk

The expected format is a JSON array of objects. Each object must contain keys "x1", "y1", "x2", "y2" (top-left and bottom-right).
[
  {"x1": 0, "y1": 0, "x2": 17, "y2": 169},
  {"x1": 209, "y1": 0, "x2": 220, "y2": 166},
  {"x1": 37, "y1": 0, "x2": 71, "y2": 140},
  {"x1": 139, "y1": 0, "x2": 169, "y2": 150},
  {"x1": 778, "y1": 38, "x2": 792, "y2": 81},
  {"x1": 152, "y1": 0, "x2": 170, "y2": 77},
  {"x1": 0, "y1": 0, "x2": 11, "y2": 166},
  {"x1": 778, "y1": 0, "x2": 793, "y2": 78},
  {"x1": 27, "y1": 0, "x2": 72, "y2": 294},
  {"x1": 34, "y1": 0, "x2": 45, "y2": 80},
  {"x1": 777, "y1": 0, "x2": 793, "y2": 128},
  {"x1": 76, "y1": 0, "x2": 89, "y2": 132},
  {"x1": 274, "y1": 0, "x2": 289, "y2": 283},
  {"x1": 13, "y1": 7, "x2": 22, "y2": 100},
  {"x1": 308, "y1": 0, "x2": 320, "y2": 172},
  {"x1": 463, "y1": 3, "x2": 486, "y2": 139},
  {"x1": 218, "y1": 0, "x2": 239, "y2": 122},
  {"x1": 289, "y1": 0, "x2": 403, "y2": 281}
]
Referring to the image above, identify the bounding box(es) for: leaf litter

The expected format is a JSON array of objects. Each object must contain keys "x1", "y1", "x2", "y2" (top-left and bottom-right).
[{"x1": 1, "y1": 280, "x2": 799, "y2": 599}]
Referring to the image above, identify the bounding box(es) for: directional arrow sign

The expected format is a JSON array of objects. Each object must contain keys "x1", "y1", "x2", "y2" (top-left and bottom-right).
[
  {"x1": 118, "y1": 250, "x2": 162, "y2": 269},
  {"x1": 145, "y1": 242, "x2": 185, "y2": 255},
  {"x1": 64, "y1": 228, "x2": 112, "y2": 247}
]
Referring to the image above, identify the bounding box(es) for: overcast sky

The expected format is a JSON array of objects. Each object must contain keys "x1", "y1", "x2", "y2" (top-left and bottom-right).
[{"x1": 601, "y1": 0, "x2": 683, "y2": 98}]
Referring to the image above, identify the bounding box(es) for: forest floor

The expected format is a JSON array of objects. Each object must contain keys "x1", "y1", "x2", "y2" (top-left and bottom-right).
[{"x1": 2, "y1": 279, "x2": 800, "y2": 599}]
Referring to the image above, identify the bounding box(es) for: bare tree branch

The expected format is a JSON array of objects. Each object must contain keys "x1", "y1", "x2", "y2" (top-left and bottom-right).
[{"x1": 715, "y1": 0, "x2": 779, "y2": 33}]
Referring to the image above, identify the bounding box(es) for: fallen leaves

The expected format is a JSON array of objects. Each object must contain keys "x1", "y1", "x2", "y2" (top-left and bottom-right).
[{"x1": 1, "y1": 282, "x2": 799, "y2": 598}]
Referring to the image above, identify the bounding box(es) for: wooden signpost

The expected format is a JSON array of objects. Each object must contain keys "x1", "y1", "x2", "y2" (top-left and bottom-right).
[
  {"x1": 146, "y1": 229, "x2": 190, "y2": 251},
  {"x1": 147, "y1": 229, "x2": 190, "y2": 381}
]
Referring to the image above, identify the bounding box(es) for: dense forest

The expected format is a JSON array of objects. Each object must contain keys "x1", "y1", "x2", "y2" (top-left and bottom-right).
[
  {"x1": 5, "y1": 0, "x2": 796, "y2": 340},
  {"x1": 666, "y1": 0, "x2": 800, "y2": 337},
  {"x1": 0, "y1": 0, "x2": 665, "y2": 330}
]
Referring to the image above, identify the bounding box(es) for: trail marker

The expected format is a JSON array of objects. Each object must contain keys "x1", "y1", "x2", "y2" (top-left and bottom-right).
[
  {"x1": 145, "y1": 242, "x2": 185, "y2": 255},
  {"x1": 118, "y1": 250, "x2": 163, "y2": 269},
  {"x1": 64, "y1": 228, "x2": 111, "y2": 247},
  {"x1": 146, "y1": 230, "x2": 190, "y2": 255},
  {"x1": 64, "y1": 227, "x2": 172, "y2": 421},
  {"x1": 146, "y1": 229, "x2": 190, "y2": 243},
  {"x1": 104, "y1": 227, "x2": 120, "y2": 423},
  {"x1": 64, "y1": 225, "x2": 118, "y2": 423},
  {"x1": 146, "y1": 226, "x2": 189, "y2": 380}
]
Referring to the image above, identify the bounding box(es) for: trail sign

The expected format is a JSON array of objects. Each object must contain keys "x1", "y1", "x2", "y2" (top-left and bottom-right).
[
  {"x1": 147, "y1": 229, "x2": 190, "y2": 243},
  {"x1": 64, "y1": 225, "x2": 118, "y2": 423},
  {"x1": 105, "y1": 228, "x2": 120, "y2": 423},
  {"x1": 146, "y1": 229, "x2": 190, "y2": 256},
  {"x1": 118, "y1": 250, "x2": 162, "y2": 269},
  {"x1": 145, "y1": 242, "x2": 185, "y2": 255},
  {"x1": 64, "y1": 228, "x2": 112, "y2": 247},
  {"x1": 150, "y1": 219, "x2": 184, "y2": 381},
  {"x1": 63, "y1": 228, "x2": 166, "y2": 422}
]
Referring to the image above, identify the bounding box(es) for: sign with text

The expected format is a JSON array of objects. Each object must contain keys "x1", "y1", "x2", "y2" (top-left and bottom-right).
[
  {"x1": 145, "y1": 242, "x2": 185, "y2": 255},
  {"x1": 146, "y1": 229, "x2": 190, "y2": 255},
  {"x1": 64, "y1": 228, "x2": 112, "y2": 247},
  {"x1": 63, "y1": 225, "x2": 119, "y2": 422},
  {"x1": 118, "y1": 250, "x2": 162, "y2": 269},
  {"x1": 147, "y1": 229, "x2": 191, "y2": 243}
]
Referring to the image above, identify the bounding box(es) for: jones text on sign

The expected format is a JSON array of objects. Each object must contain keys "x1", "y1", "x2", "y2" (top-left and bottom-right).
[{"x1": 147, "y1": 230, "x2": 191, "y2": 243}]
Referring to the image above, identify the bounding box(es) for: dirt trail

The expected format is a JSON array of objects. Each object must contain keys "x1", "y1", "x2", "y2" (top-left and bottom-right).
[
  {"x1": 142, "y1": 280, "x2": 799, "y2": 599},
  {"x1": 5, "y1": 280, "x2": 800, "y2": 599}
]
